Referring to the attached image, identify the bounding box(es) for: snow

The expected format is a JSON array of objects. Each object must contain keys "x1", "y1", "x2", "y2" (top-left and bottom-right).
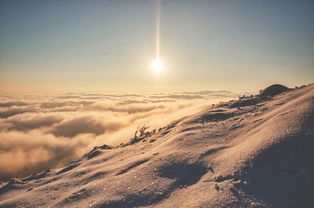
[{"x1": 0, "y1": 84, "x2": 313, "y2": 208}]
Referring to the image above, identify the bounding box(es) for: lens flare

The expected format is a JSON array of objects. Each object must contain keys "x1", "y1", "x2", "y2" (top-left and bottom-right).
[{"x1": 151, "y1": 0, "x2": 166, "y2": 75}]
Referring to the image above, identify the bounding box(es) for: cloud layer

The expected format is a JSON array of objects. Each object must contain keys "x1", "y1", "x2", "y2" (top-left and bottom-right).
[{"x1": 0, "y1": 90, "x2": 237, "y2": 181}]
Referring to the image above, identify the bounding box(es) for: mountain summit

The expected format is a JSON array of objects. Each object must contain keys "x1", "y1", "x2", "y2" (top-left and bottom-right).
[{"x1": 1, "y1": 84, "x2": 313, "y2": 208}]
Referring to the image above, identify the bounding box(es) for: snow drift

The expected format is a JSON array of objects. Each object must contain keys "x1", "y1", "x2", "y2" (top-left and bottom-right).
[{"x1": 0, "y1": 84, "x2": 313, "y2": 208}]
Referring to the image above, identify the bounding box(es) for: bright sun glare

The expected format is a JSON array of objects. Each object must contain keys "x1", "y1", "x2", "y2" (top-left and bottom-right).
[{"x1": 151, "y1": 58, "x2": 165, "y2": 74}]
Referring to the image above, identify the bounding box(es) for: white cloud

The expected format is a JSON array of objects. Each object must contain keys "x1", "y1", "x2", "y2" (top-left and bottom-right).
[{"x1": 0, "y1": 90, "x2": 237, "y2": 180}]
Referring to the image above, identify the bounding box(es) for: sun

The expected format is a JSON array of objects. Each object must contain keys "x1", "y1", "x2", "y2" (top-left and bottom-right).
[{"x1": 151, "y1": 58, "x2": 165, "y2": 74}]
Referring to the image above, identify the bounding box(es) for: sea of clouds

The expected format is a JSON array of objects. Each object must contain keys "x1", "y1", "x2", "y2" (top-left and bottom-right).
[{"x1": 0, "y1": 90, "x2": 238, "y2": 181}]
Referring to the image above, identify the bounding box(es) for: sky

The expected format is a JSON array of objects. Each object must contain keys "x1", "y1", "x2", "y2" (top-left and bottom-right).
[{"x1": 0, "y1": 0, "x2": 313, "y2": 92}]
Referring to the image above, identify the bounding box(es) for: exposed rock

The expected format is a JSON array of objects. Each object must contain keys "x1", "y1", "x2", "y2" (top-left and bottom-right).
[{"x1": 259, "y1": 84, "x2": 290, "y2": 97}]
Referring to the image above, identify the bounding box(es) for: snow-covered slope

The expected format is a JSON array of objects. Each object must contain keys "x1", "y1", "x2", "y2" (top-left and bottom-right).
[{"x1": 1, "y1": 84, "x2": 313, "y2": 208}]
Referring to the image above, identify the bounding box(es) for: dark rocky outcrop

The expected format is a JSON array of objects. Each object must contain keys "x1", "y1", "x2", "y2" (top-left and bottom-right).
[{"x1": 259, "y1": 84, "x2": 290, "y2": 97}]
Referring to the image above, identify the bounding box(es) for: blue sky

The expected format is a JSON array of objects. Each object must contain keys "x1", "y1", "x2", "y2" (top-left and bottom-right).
[{"x1": 0, "y1": 0, "x2": 313, "y2": 91}]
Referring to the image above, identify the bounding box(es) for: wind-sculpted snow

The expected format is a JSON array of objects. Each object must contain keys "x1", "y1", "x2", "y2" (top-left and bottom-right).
[{"x1": 0, "y1": 84, "x2": 313, "y2": 208}]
